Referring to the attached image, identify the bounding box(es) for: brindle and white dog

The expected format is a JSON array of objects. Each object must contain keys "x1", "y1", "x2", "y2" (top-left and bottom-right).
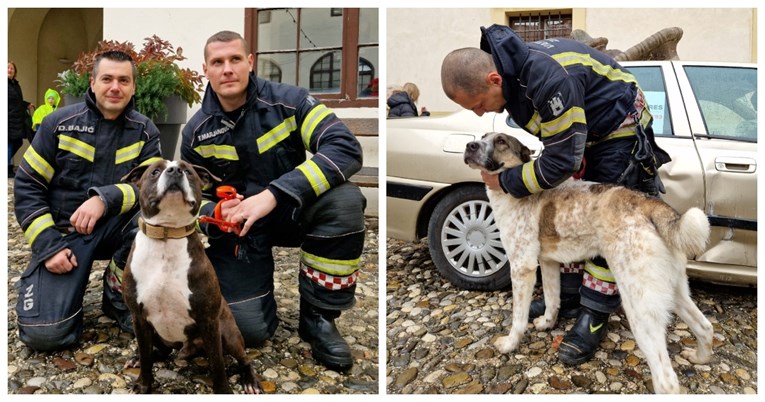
[{"x1": 464, "y1": 132, "x2": 713, "y2": 394}]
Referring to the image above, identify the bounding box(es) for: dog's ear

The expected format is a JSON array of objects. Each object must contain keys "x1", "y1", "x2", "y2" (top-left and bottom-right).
[
  {"x1": 519, "y1": 145, "x2": 532, "y2": 163},
  {"x1": 122, "y1": 164, "x2": 151, "y2": 186},
  {"x1": 192, "y1": 164, "x2": 222, "y2": 191}
]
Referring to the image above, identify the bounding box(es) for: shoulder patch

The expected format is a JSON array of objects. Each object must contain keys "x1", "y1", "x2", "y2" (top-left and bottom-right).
[
  {"x1": 548, "y1": 92, "x2": 565, "y2": 117},
  {"x1": 306, "y1": 95, "x2": 318, "y2": 107}
]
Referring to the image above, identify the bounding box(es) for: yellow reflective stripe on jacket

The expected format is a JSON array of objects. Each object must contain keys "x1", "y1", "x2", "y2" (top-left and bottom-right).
[
  {"x1": 521, "y1": 160, "x2": 543, "y2": 194},
  {"x1": 193, "y1": 144, "x2": 239, "y2": 161},
  {"x1": 24, "y1": 213, "x2": 55, "y2": 246},
  {"x1": 196, "y1": 199, "x2": 214, "y2": 231},
  {"x1": 115, "y1": 183, "x2": 136, "y2": 214},
  {"x1": 22, "y1": 146, "x2": 55, "y2": 183},
  {"x1": 258, "y1": 116, "x2": 296, "y2": 154},
  {"x1": 524, "y1": 111, "x2": 542, "y2": 135},
  {"x1": 587, "y1": 128, "x2": 635, "y2": 147},
  {"x1": 115, "y1": 142, "x2": 144, "y2": 164},
  {"x1": 139, "y1": 156, "x2": 163, "y2": 167},
  {"x1": 540, "y1": 106, "x2": 586, "y2": 138},
  {"x1": 552, "y1": 52, "x2": 637, "y2": 85},
  {"x1": 296, "y1": 160, "x2": 330, "y2": 196},
  {"x1": 584, "y1": 258, "x2": 615, "y2": 282},
  {"x1": 58, "y1": 134, "x2": 95, "y2": 162},
  {"x1": 300, "y1": 104, "x2": 333, "y2": 148},
  {"x1": 300, "y1": 250, "x2": 360, "y2": 276}
]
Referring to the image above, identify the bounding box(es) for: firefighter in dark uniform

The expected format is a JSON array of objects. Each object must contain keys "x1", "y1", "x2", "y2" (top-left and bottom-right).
[
  {"x1": 14, "y1": 51, "x2": 162, "y2": 351},
  {"x1": 181, "y1": 31, "x2": 366, "y2": 371},
  {"x1": 441, "y1": 25, "x2": 671, "y2": 365}
]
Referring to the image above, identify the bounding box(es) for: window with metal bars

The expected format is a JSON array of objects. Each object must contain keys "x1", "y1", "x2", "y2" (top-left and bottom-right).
[{"x1": 508, "y1": 12, "x2": 573, "y2": 42}]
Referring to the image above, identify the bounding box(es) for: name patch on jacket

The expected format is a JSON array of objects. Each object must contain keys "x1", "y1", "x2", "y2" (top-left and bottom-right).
[
  {"x1": 198, "y1": 126, "x2": 230, "y2": 142},
  {"x1": 57, "y1": 124, "x2": 95, "y2": 134}
]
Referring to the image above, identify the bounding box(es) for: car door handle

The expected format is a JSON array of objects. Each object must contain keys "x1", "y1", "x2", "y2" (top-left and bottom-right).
[{"x1": 714, "y1": 157, "x2": 756, "y2": 173}]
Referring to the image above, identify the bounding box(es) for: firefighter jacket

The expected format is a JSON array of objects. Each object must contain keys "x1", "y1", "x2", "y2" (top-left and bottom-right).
[
  {"x1": 480, "y1": 24, "x2": 667, "y2": 198},
  {"x1": 181, "y1": 73, "x2": 363, "y2": 220},
  {"x1": 14, "y1": 88, "x2": 162, "y2": 262}
]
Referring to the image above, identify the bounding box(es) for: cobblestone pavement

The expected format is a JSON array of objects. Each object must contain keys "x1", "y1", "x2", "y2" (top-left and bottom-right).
[
  {"x1": 6, "y1": 179, "x2": 379, "y2": 394},
  {"x1": 386, "y1": 238, "x2": 757, "y2": 394}
]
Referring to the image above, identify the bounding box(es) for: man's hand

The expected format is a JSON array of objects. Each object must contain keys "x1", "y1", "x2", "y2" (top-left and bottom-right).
[
  {"x1": 481, "y1": 171, "x2": 501, "y2": 191},
  {"x1": 70, "y1": 196, "x2": 106, "y2": 234},
  {"x1": 44, "y1": 248, "x2": 77, "y2": 274},
  {"x1": 222, "y1": 190, "x2": 277, "y2": 237}
]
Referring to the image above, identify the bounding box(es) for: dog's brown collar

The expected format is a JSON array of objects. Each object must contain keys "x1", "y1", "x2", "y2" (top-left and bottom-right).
[{"x1": 138, "y1": 217, "x2": 196, "y2": 240}]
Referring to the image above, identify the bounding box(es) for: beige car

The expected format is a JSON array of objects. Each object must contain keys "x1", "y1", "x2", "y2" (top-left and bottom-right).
[{"x1": 387, "y1": 61, "x2": 757, "y2": 290}]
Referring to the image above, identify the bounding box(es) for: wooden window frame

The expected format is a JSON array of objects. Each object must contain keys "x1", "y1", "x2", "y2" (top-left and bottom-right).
[{"x1": 245, "y1": 8, "x2": 377, "y2": 108}]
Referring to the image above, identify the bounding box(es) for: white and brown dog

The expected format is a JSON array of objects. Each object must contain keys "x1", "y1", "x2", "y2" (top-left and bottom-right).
[
  {"x1": 464, "y1": 132, "x2": 714, "y2": 394},
  {"x1": 121, "y1": 160, "x2": 260, "y2": 394}
]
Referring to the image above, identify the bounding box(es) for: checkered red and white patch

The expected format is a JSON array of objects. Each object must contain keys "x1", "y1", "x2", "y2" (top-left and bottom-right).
[
  {"x1": 105, "y1": 267, "x2": 122, "y2": 293},
  {"x1": 583, "y1": 272, "x2": 619, "y2": 295},
  {"x1": 560, "y1": 262, "x2": 584, "y2": 274},
  {"x1": 301, "y1": 264, "x2": 358, "y2": 290}
]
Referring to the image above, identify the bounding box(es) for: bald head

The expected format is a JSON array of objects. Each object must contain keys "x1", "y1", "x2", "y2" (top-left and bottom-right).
[{"x1": 441, "y1": 47, "x2": 496, "y2": 100}]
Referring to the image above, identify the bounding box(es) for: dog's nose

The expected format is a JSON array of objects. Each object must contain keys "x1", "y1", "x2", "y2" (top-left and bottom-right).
[
  {"x1": 165, "y1": 165, "x2": 182, "y2": 176},
  {"x1": 466, "y1": 141, "x2": 480, "y2": 151}
]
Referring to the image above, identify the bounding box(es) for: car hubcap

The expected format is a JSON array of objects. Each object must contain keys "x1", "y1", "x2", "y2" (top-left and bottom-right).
[{"x1": 440, "y1": 200, "x2": 508, "y2": 278}]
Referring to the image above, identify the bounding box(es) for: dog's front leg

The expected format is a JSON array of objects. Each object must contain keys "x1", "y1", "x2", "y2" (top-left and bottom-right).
[
  {"x1": 495, "y1": 262, "x2": 537, "y2": 354},
  {"x1": 130, "y1": 314, "x2": 155, "y2": 394},
  {"x1": 220, "y1": 307, "x2": 262, "y2": 394},
  {"x1": 533, "y1": 259, "x2": 560, "y2": 331},
  {"x1": 200, "y1": 318, "x2": 234, "y2": 394}
]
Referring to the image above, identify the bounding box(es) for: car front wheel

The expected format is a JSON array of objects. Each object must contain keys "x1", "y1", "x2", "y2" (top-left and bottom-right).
[{"x1": 427, "y1": 186, "x2": 511, "y2": 291}]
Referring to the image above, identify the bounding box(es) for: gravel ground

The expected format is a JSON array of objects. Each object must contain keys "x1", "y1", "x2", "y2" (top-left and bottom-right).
[
  {"x1": 386, "y1": 238, "x2": 757, "y2": 394},
  {"x1": 6, "y1": 179, "x2": 379, "y2": 394}
]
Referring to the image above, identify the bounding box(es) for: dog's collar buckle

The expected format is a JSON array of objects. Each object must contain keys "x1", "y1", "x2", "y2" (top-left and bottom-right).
[{"x1": 138, "y1": 217, "x2": 196, "y2": 240}]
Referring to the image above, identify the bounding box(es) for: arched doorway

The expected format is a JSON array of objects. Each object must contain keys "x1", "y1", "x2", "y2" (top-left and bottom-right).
[{"x1": 7, "y1": 8, "x2": 102, "y2": 164}]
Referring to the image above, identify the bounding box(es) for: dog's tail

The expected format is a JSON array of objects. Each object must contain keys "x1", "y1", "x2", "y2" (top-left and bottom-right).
[{"x1": 652, "y1": 206, "x2": 710, "y2": 257}]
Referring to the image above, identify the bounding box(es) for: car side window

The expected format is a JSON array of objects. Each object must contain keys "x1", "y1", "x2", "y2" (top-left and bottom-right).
[
  {"x1": 684, "y1": 66, "x2": 757, "y2": 142},
  {"x1": 628, "y1": 66, "x2": 671, "y2": 136}
]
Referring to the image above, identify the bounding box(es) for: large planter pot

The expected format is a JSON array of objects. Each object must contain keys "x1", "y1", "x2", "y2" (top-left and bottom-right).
[
  {"x1": 62, "y1": 94, "x2": 85, "y2": 107},
  {"x1": 154, "y1": 96, "x2": 188, "y2": 160}
]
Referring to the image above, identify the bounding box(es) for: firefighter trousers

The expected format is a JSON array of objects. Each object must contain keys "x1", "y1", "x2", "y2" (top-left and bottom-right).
[
  {"x1": 205, "y1": 182, "x2": 366, "y2": 347},
  {"x1": 15, "y1": 211, "x2": 138, "y2": 351}
]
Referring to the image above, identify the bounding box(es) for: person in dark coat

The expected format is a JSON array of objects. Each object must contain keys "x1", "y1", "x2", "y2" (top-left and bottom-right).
[
  {"x1": 441, "y1": 25, "x2": 671, "y2": 366},
  {"x1": 387, "y1": 82, "x2": 430, "y2": 117},
  {"x1": 8, "y1": 61, "x2": 35, "y2": 177}
]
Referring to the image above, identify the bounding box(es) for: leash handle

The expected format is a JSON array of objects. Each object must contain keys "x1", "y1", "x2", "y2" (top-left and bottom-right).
[
  {"x1": 212, "y1": 185, "x2": 238, "y2": 220},
  {"x1": 199, "y1": 185, "x2": 242, "y2": 235},
  {"x1": 198, "y1": 216, "x2": 241, "y2": 235}
]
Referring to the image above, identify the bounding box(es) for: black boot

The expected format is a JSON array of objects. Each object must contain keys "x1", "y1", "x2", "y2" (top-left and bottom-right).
[
  {"x1": 101, "y1": 290, "x2": 134, "y2": 334},
  {"x1": 298, "y1": 299, "x2": 353, "y2": 371},
  {"x1": 558, "y1": 306, "x2": 610, "y2": 365},
  {"x1": 528, "y1": 292, "x2": 581, "y2": 321},
  {"x1": 101, "y1": 273, "x2": 133, "y2": 334}
]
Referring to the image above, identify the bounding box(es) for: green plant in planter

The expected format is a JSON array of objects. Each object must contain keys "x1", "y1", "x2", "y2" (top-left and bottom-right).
[
  {"x1": 56, "y1": 68, "x2": 91, "y2": 98},
  {"x1": 56, "y1": 35, "x2": 204, "y2": 121}
]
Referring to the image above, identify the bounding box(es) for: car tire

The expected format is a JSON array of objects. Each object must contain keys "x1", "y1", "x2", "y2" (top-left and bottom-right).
[{"x1": 427, "y1": 186, "x2": 511, "y2": 291}]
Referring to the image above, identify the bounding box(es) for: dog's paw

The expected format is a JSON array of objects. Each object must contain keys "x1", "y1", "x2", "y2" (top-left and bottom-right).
[
  {"x1": 681, "y1": 348, "x2": 711, "y2": 364},
  {"x1": 494, "y1": 335, "x2": 520, "y2": 354},
  {"x1": 130, "y1": 381, "x2": 152, "y2": 394},
  {"x1": 242, "y1": 363, "x2": 263, "y2": 394},
  {"x1": 124, "y1": 356, "x2": 141, "y2": 369},
  {"x1": 533, "y1": 316, "x2": 555, "y2": 331}
]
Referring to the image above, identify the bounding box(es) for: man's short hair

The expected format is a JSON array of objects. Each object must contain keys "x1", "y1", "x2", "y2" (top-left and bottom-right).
[
  {"x1": 93, "y1": 50, "x2": 137, "y2": 80},
  {"x1": 441, "y1": 47, "x2": 495, "y2": 99},
  {"x1": 204, "y1": 30, "x2": 250, "y2": 61}
]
